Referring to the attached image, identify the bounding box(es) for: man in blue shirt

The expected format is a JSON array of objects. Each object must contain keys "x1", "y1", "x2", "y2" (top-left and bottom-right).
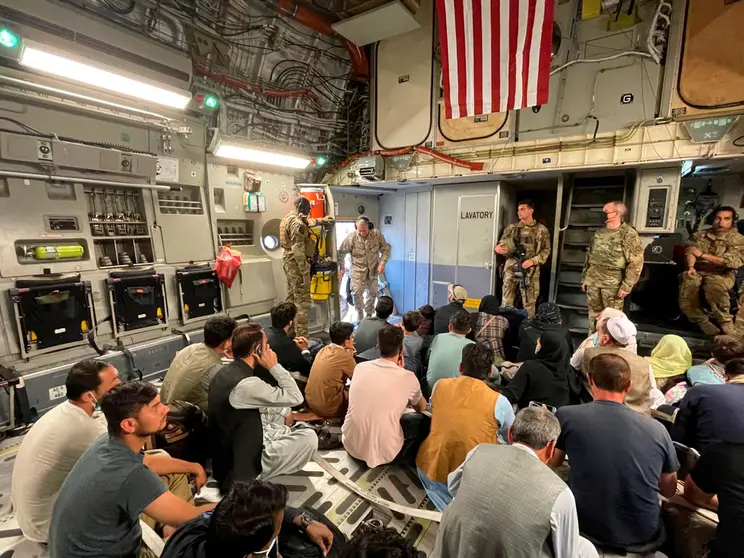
[
  {"x1": 426, "y1": 311, "x2": 474, "y2": 392},
  {"x1": 675, "y1": 357, "x2": 744, "y2": 451},
  {"x1": 549, "y1": 353, "x2": 679, "y2": 551}
]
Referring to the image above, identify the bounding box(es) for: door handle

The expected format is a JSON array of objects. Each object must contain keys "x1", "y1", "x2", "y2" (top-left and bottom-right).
[{"x1": 484, "y1": 262, "x2": 493, "y2": 270}]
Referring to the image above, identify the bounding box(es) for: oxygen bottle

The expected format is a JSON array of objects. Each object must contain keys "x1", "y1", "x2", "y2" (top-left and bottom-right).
[{"x1": 32, "y1": 245, "x2": 85, "y2": 260}]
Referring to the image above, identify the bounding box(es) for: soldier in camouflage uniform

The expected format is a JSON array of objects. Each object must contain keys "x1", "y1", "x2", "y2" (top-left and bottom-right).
[
  {"x1": 679, "y1": 206, "x2": 744, "y2": 336},
  {"x1": 494, "y1": 200, "x2": 551, "y2": 316},
  {"x1": 279, "y1": 197, "x2": 332, "y2": 337},
  {"x1": 582, "y1": 202, "x2": 644, "y2": 331},
  {"x1": 337, "y1": 216, "x2": 391, "y2": 320}
]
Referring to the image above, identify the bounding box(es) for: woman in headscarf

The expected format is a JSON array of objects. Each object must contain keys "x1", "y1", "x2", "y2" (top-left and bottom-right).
[
  {"x1": 502, "y1": 330, "x2": 573, "y2": 409},
  {"x1": 517, "y1": 302, "x2": 573, "y2": 362},
  {"x1": 473, "y1": 295, "x2": 510, "y2": 365},
  {"x1": 645, "y1": 335, "x2": 693, "y2": 392}
]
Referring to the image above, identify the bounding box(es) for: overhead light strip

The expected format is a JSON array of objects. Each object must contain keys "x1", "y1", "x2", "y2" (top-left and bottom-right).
[
  {"x1": 214, "y1": 143, "x2": 311, "y2": 170},
  {"x1": 20, "y1": 46, "x2": 191, "y2": 110}
]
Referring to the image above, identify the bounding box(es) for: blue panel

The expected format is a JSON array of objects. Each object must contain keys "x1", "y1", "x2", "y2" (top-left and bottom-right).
[
  {"x1": 385, "y1": 259, "x2": 406, "y2": 311},
  {"x1": 414, "y1": 263, "x2": 429, "y2": 309},
  {"x1": 431, "y1": 264, "x2": 456, "y2": 284},
  {"x1": 432, "y1": 282, "x2": 449, "y2": 308}
]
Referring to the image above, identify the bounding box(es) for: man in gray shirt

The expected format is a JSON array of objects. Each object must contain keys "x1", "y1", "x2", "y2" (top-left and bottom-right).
[
  {"x1": 434, "y1": 407, "x2": 598, "y2": 558},
  {"x1": 354, "y1": 296, "x2": 393, "y2": 354},
  {"x1": 49, "y1": 382, "x2": 215, "y2": 558}
]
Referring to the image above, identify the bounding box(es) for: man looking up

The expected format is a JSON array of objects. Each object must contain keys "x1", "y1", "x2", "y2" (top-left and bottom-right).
[
  {"x1": 49, "y1": 382, "x2": 215, "y2": 558},
  {"x1": 494, "y1": 199, "x2": 551, "y2": 316},
  {"x1": 550, "y1": 353, "x2": 679, "y2": 552},
  {"x1": 433, "y1": 284, "x2": 468, "y2": 335},
  {"x1": 337, "y1": 216, "x2": 391, "y2": 321},
  {"x1": 679, "y1": 205, "x2": 744, "y2": 336},
  {"x1": 582, "y1": 201, "x2": 643, "y2": 331},
  {"x1": 12, "y1": 359, "x2": 120, "y2": 543},
  {"x1": 280, "y1": 196, "x2": 333, "y2": 337},
  {"x1": 161, "y1": 316, "x2": 237, "y2": 412}
]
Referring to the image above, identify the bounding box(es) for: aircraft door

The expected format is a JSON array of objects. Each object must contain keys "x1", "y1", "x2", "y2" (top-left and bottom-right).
[{"x1": 454, "y1": 193, "x2": 499, "y2": 299}]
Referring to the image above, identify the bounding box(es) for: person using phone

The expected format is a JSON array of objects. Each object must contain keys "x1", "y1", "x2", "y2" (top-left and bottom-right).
[{"x1": 209, "y1": 323, "x2": 318, "y2": 493}]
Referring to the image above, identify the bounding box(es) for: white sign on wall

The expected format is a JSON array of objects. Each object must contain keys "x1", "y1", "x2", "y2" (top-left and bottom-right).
[{"x1": 156, "y1": 157, "x2": 179, "y2": 183}]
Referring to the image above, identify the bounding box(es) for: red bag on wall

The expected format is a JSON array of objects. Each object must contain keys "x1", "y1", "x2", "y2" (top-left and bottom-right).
[{"x1": 215, "y1": 246, "x2": 242, "y2": 288}]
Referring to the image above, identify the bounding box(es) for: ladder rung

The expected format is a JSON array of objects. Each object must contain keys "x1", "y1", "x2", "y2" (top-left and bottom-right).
[
  {"x1": 568, "y1": 223, "x2": 604, "y2": 227},
  {"x1": 570, "y1": 204, "x2": 605, "y2": 208},
  {"x1": 572, "y1": 183, "x2": 625, "y2": 190},
  {"x1": 569, "y1": 327, "x2": 590, "y2": 334},
  {"x1": 558, "y1": 281, "x2": 583, "y2": 288},
  {"x1": 564, "y1": 241, "x2": 590, "y2": 246}
]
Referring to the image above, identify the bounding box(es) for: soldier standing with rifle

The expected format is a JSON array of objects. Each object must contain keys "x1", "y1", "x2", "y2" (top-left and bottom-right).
[
  {"x1": 279, "y1": 196, "x2": 333, "y2": 337},
  {"x1": 582, "y1": 201, "x2": 643, "y2": 332},
  {"x1": 495, "y1": 200, "x2": 551, "y2": 317}
]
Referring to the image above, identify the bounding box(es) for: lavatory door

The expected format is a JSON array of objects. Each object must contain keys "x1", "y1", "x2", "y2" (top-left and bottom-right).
[{"x1": 454, "y1": 193, "x2": 499, "y2": 300}]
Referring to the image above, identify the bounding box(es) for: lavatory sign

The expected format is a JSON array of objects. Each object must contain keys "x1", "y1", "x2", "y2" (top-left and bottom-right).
[{"x1": 460, "y1": 210, "x2": 494, "y2": 219}]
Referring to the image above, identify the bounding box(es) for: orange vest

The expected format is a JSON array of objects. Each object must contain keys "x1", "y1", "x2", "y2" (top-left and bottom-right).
[{"x1": 416, "y1": 376, "x2": 500, "y2": 483}]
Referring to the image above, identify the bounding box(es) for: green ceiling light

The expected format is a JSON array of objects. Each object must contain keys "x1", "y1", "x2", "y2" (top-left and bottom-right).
[
  {"x1": 204, "y1": 94, "x2": 219, "y2": 109},
  {"x1": 0, "y1": 28, "x2": 19, "y2": 49},
  {"x1": 315, "y1": 155, "x2": 328, "y2": 167}
]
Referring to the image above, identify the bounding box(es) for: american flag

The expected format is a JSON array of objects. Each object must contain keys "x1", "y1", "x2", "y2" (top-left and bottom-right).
[{"x1": 437, "y1": 0, "x2": 555, "y2": 119}]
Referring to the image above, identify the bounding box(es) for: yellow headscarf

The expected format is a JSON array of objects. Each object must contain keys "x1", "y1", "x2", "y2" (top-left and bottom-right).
[{"x1": 646, "y1": 335, "x2": 692, "y2": 380}]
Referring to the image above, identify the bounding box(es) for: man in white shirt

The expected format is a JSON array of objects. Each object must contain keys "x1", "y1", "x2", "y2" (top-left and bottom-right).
[
  {"x1": 11, "y1": 359, "x2": 121, "y2": 543},
  {"x1": 209, "y1": 323, "x2": 318, "y2": 490},
  {"x1": 434, "y1": 407, "x2": 598, "y2": 558}
]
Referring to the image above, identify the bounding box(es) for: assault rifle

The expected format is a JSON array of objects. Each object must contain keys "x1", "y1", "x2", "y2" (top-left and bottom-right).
[{"x1": 513, "y1": 229, "x2": 528, "y2": 293}]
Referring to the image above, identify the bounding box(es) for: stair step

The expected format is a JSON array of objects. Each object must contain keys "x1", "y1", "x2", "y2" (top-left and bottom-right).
[
  {"x1": 572, "y1": 183, "x2": 625, "y2": 190},
  {"x1": 568, "y1": 222, "x2": 604, "y2": 227},
  {"x1": 558, "y1": 281, "x2": 583, "y2": 288},
  {"x1": 569, "y1": 327, "x2": 590, "y2": 334},
  {"x1": 557, "y1": 303, "x2": 588, "y2": 311},
  {"x1": 564, "y1": 241, "x2": 590, "y2": 246},
  {"x1": 570, "y1": 204, "x2": 605, "y2": 208}
]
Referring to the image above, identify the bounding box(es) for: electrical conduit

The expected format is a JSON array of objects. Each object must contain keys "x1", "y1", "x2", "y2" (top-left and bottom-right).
[{"x1": 340, "y1": 147, "x2": 485, "y2": 171}]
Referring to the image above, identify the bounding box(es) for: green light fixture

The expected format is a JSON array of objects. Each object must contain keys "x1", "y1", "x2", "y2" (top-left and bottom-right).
[
  {"x1": 0, "y1": 28, "x2": 19, "y2": 49},
  {"x1": 315, "y1": 155, "x2": 328, "y2": 167},
  {"x1": 204, "y1": 94, "x2": 219, "y2": 109}
]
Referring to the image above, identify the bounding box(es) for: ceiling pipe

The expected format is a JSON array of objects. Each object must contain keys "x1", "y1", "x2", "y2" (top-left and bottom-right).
[{"x1": 272, "y1": 0, "x2": 370, "y2": 81}]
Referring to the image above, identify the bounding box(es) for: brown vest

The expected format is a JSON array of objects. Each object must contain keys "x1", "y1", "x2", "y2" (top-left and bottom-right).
[
  {"x1": 416, "y1": 376, "x2": 499, "y2": 483},
  {"x1": 582, "y1": 346, "x2": 652, "y2": 415}
]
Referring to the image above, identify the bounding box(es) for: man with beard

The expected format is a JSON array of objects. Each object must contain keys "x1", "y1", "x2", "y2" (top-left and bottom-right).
[
  {"x1": 48, "y1": 382, "x2": 215, "y2": 558},
  {"x1": 679, "y1": 206, "x2": 744, "y2": 336},
  {"x1": 582, "y1": 202, "x2": 643, "y2": 331}
]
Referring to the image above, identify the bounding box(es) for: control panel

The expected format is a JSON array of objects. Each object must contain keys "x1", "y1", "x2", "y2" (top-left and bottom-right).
[
  {"x1": 644, "y1": 187, "x2": 669, "y2": 228},
  {"x1": 631, "y1": 167, "x2": 681, "y2": 234}
]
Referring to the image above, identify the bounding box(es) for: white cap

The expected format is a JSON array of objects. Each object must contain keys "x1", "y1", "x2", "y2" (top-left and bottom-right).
[{"x1": 606, "y1": 316, "x2": 637, "y2": 346}]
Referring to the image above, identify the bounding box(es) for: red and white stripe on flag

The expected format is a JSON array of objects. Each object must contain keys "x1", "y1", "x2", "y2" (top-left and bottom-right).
[{"x1": 437, "y1": 0, "x2": 555, "y2": 120}]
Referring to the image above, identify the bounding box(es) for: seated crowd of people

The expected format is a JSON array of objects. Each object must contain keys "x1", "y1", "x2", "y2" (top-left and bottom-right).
[{"x1": 9, "y1": 283, "x2": 744, "y2": 558}]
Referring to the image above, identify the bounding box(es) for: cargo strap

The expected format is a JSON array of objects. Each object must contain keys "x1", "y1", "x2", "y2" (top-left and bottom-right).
[{"x1": 311, "y1": 454, "x2": 443, "y2": 523}]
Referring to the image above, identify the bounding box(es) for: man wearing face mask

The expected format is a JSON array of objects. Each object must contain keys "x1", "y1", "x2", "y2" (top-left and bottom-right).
[
  {"x1": 679, "y1": 206, "x2": 744, "y2": 336},
  {"x1": 49, "y1": 381, "x2": 215, "y2": 558},
  {"x1": 337, "y1": 216, "x2": 391, "y2": 320},
  {"x1": 11, "y1": 359, "x2": 120, "y2": 543},
  {"x1": 209, "y1": 323, "x2": 318, "y2": 493},
  {"x1": 582, "y1": 202, "x2": 643, "y2": 331}
]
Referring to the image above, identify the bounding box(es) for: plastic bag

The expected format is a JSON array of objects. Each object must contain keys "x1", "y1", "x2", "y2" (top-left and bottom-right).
[{"x1": 215, "y1": 246, "x2": 242, "y2": 288}]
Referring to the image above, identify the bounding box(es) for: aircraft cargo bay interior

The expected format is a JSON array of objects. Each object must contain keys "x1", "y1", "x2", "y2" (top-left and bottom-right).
[{"x1": 0, "y1": 0, "x2": 742, "y2": 557}]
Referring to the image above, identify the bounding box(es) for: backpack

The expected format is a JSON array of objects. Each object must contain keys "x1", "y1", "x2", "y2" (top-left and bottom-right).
[
  {"x1": 146, "y1": 400, "x2": 210, "y2": 466},
  {"x1": 279, "y1": 507, "x2": 347, "y2": 558}
]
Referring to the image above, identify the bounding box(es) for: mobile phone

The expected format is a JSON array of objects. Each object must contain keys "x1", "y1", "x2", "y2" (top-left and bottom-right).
[
  {"x1": 256, "y1": 345, "x2": 263, "y2": 357},
  {"x1": 528, "y1": 400, "x2": 557, "y2": 414}
]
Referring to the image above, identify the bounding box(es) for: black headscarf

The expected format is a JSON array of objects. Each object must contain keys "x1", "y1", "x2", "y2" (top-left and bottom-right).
[
  {"x1": 531, "y1": 302, "x2": 562, "y2": 328},
  {"x1": 534, "y1": 330, "x2": 570, "y2": 375},
  {"x1": 478, "y1": 295, "x2": 501, "y2": 316}
]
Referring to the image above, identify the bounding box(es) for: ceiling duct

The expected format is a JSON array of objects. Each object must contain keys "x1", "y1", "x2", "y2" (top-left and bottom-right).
[{"x1": 331, "y1": 0, "x2": 422, "y2": 46}]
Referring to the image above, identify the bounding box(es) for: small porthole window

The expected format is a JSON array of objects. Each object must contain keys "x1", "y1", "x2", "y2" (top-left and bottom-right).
[{"x1": 262, "y1": 234, "x2": 279, "y2": 251}]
